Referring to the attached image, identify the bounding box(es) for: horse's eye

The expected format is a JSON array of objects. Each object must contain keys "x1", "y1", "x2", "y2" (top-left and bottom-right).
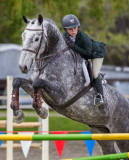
[{"x1": 35, "y1": 37, "x2": 39, "y2": 41}]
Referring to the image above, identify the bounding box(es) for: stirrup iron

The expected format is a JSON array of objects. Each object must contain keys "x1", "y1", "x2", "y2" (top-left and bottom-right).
[{"x1": 94, "y1": 93, "x2": 104, "y2": 107}]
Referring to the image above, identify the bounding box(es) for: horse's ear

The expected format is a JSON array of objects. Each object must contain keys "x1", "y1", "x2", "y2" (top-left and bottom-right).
[
  {"x1": 23, "y1": 15, "x2": 30, "y2": 24},
  {"x1": 38, "y1": 15, "x2": 43, "y2": 25}
]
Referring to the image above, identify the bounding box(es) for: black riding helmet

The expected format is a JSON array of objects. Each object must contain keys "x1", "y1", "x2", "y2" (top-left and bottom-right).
[{"x1": 62, "y1": 14, "x2": 80, "y2": 29}]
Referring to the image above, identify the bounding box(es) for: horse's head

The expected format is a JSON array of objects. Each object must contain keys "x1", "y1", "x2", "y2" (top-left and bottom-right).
[{"x1": 19, "y1": 15, "x2": 47, "y2": 73}]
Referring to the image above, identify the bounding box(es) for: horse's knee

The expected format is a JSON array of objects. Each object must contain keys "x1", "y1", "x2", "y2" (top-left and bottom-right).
[
  {"x1": 33, "y1": 78, "x2": 44, "y2": 89},
  {"x1": 13, "y1": 78, "x2": 22, "y2": 88}
]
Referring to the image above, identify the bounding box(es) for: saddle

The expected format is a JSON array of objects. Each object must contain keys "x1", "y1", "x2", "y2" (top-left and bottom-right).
[{"x1": 83, "y1": 60, "x2": 106, "y2": 87}]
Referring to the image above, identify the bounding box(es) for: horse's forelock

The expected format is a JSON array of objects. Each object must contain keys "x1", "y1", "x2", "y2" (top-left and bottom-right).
[{"x1": 25, "y1": 18, "x2": 42, "y2": 30}]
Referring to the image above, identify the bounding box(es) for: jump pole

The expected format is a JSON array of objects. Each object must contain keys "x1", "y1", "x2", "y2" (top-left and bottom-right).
[
  {"x1": 62, "y1": 152, "x2": 129, "y2": 160},
  {"x1": 0, "y1": 120, "x2": 42, "y2": 128},
  {"x1": 2, "y1": 133, "x2": 129, "y2": 141},
  {"x1": 41, "y1": 102, "x2": 49, "y2": 160}
]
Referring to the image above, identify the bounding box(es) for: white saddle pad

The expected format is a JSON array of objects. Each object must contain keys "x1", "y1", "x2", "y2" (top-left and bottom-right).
[
  {"x1": 82, "y1": 59, "x2": 90, "y2": 87},
  {"x1": 82, "y1": 59, "x2": 107, "y2": 87}
]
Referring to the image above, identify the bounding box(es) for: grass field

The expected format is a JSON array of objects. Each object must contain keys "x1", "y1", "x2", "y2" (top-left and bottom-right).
[{"x1": 0, "y1": 110, "x2": 89, "y2": 132}]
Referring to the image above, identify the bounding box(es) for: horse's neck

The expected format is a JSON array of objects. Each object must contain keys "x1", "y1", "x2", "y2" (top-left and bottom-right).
[{"x1": 46, "y1": 21, "x2": 67, "y2": 53}]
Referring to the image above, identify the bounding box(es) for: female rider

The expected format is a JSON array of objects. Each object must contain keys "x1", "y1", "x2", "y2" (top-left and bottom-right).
[{"x1": 62, "y1": 14, "x2": 106, "y2": 107}]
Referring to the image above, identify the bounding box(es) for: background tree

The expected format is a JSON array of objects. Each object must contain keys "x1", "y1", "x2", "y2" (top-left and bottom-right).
[
  {"x1": 0, "y1": 0, "x2": 129, "y2": 65},
  {"x1": 79, "y1": 0, "x2": 129, "y2": 65}
]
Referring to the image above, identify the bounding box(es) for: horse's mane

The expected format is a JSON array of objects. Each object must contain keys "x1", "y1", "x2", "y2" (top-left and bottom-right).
[
  {"x1": 43, "y1": 18, "x2": 55, "y2": 25},
  {"x1": 43, "y1": 18, "x2": 65, "y2": 41}
]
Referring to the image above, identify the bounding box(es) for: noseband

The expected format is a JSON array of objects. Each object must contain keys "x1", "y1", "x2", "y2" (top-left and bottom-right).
[{"x1": 22, "y1": 24, "x2": 77, "y2": 77}]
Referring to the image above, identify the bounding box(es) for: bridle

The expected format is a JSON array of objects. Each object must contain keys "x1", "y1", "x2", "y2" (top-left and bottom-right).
[{"x1": 22, "y1": 24, "x2": 77, "y2": 77}]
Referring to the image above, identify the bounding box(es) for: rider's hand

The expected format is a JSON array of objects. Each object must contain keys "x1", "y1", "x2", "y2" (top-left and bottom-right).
[
  {"x1": 65, "y1": 37, "x2": 70, "y2": 44},
  {"x1": 68, "y1": 41, "x2": 75, "y2": 49},
  {"x1": 65, "y1": 37, "x2": 75, "y2": 49}
]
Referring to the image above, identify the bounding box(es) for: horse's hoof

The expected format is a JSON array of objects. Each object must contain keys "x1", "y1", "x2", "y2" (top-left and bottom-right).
[
  {"x1": 14, "y1": 110, "x2": 25, "y2": 124},
  {"x1": 36, "y1": 107, "x2": 48, "y2": 119}
]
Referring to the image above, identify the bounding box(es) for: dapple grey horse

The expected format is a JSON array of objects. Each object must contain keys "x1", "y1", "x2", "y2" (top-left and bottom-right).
[{"x1": 11, "y1": 15, "x2": 129, "y2": 159}]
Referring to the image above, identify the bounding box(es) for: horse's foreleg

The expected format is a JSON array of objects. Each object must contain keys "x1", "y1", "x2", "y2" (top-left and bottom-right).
[
  {"x1": 32, "y1": 78, "x2": 67, "y2": 118},
  {"x1": 32, "y1": 78, "x2": 54, "y2": 119},
  {"x1": 32, "y1": 89, "x2": 48, "y2": 119},
  {"x1": 10, "y1": 78, "x2": 24, "y2": 123},
  {"x1": 10, "y1": 77, "x2": 33, "y2": 123},
  {"x1": 33, "y1": 78, "x2": 67, "y2": 103}
]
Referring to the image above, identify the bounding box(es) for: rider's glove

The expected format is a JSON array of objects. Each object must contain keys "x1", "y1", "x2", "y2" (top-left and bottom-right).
[
  {"x1": 68, "y1": 41, "x2": 75, "y2": 49},
  {"x1": 65, "y1": 37, "x2": 75, "y2": 49}
]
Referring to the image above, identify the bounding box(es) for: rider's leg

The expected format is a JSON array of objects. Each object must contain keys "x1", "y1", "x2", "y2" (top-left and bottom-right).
[{"x1": 92, "y1": 58, "x2": 104, "y2": 106}]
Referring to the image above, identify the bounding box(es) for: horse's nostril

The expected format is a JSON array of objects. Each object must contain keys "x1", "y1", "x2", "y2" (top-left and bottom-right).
[{"x1": 24, "y1": 66, "x2": 27, "y2": 71}]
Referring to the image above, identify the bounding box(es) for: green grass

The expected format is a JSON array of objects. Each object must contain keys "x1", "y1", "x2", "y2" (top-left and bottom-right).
[
  {"x1": 0, "y1": 110, "x2": 89, "y2": 132},
  {"x1": 49, "y1": 116, "x2": 89, "y2": 131}
]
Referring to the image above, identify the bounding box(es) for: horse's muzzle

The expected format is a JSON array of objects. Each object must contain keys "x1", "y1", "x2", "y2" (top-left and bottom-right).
[{"x1": 19, "y1": 64, "x2": 28, "y2": 74}]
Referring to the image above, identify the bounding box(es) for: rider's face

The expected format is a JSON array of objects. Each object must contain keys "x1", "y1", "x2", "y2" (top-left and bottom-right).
[{"x1": 66, "y1": 27, "x2": 78, "y2": 37}]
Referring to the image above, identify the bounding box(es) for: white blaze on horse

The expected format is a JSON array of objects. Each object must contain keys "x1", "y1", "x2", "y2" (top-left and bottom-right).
[{"x1": 10, "y1": 15, "x2": 129, "y2": 158}]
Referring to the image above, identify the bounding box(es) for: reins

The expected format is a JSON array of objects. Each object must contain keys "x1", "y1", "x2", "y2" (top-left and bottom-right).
[{"x1": 36, "y1": 47, "x2": 69, "y2": 76}]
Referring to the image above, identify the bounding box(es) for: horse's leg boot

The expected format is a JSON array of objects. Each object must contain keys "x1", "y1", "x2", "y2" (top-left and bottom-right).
[
  {"x1": 10, "y1": 89, "x2": 25, "y2": 123},
  {"x1": 32, "y1": 90, "x2": 48, "y2": 119}
]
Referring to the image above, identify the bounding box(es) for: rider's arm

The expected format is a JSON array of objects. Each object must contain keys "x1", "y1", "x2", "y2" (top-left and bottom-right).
[{"x1": 73, "y1": 32, "x2": 92, "y2": 58}]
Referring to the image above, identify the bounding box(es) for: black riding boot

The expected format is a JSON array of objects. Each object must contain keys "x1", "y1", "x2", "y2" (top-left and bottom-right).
[{"x1": 93, "y1": 75, "x2": 104, "y2": 107}]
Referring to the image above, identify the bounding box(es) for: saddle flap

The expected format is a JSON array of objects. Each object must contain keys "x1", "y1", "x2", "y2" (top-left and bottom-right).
[{"x1": 86, "y1": 60, "x2": 93, "y2": 84}]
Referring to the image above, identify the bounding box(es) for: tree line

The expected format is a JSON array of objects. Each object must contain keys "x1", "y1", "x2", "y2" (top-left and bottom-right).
[{"x1": 0, "y1": 0, "x2": 129, "y2": 66}]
